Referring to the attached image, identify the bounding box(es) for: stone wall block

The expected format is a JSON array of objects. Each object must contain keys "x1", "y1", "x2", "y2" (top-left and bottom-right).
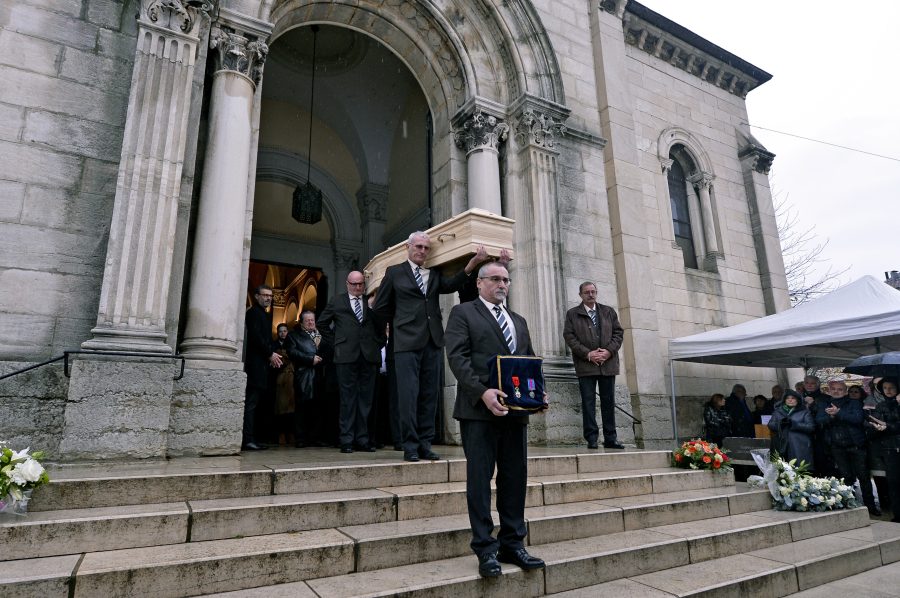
[
  {"x1": 0, "y1": 364, "x2": 68, "y2": 456},
  {"x1": 86, "y1": 0, "x2": 125, "y2": 29},
  {"x1": 7, "y1": 3, "x2": 99, "y2": 51},
  {"x1": 97, "y1": 27, "x2": 137, "y2": 59},
  {"x1": 19, "y1": 0, "x2": 84, "y2": 17},
  {"x1": 59, "y1": 358, "x2": 176, "y2": 459},
  {"x1": 0, "y1": 223, "x2": 106, "y2": 277},
  {"x1": 60, "y1": 46, "x2": 133, "y2": 96},
  {"x1": 0, "y1": 29, "x2": 61, "y2": 77},
  {"x1": 0, "y1": 67, "x2": 128, "y2": 125},
  {"x1": 20, "y1": 186, "x2": 112, "y2": 233},
  {"x1": 169, "y1": 366, "x2": 246, "y2": 456},
  {"x1": 0, "y1": 139, "x2": 83, "y2": 188},
  {"x1": 24, "y1": 110, "x2": 124, "y2": 163},
  {"x1": 80, "y1": 158, "x2": 119, "y2": 195},
  {"x1": 0, "y1": 314, "x2": 55, "y2": 358},
  {"x1": 0, "y1": 180, "x2": 25, "y2": 222},
  {"x1": 0, "y1": 101, "x2": 25, "y2": 142}
]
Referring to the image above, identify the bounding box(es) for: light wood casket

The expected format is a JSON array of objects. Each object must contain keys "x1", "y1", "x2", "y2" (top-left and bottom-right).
[{"x1": 364, "y1": 208, "x2": 515, "y2": 294}]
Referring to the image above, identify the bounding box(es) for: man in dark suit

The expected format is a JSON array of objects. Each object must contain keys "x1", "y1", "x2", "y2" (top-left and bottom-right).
[
  {"x1": 445, "y1": 261, "x2": 546, "y2": 578},
  {"x1": 372, "y1": 232, "x2": 487, "y2": 462},
  {"x1": 243, "y1": 284, "x2": 283, "y2": 451},
  {"x1": 318, "y1": 271, "x2": 385, "y2": 453},
  {"x1": 562, "y1": 281, "x2": 625, "y2": 449},
  {"x1": 284, "y1": 310, "x2": 322, "y2": 447}
]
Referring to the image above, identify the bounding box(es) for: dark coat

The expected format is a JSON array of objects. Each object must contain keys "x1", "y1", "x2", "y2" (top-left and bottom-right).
[
  {"x1": 244, "y1": 304, "x2": 275, "y2": 390},
  {"x1": 870, "y1": 398, "x2": 900, "y2": 451},
  {"x1": 445, "y1": 300, "x2": 535, "y2": 422},
  {"x1": 372, "y1": 262, "x2": 470, "y2": 352},
  {"x1": 725, "y1": 393, "x2": 755, "y2": 438},
  {"x1": 815, "y1": 396, "x2": 867, "y2": 448},
  {"x1": 562, "y1": 303, "x2": 624, "y2": 377},
  {"x1": 284, "y1": 329, "x2": 319, "y2": 402},
  {"x1": 317, "y1": 292, "x2": 384, "y2": 365},
  {"x1": 703, "y1": 404, "x2": 732, "y2": 446},
  {"x1": 768, "y1": 404, "x2": 816, "y2": 468}
]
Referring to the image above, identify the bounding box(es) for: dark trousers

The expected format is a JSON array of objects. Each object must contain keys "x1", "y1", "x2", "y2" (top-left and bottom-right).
[
  {"x1": 292, "y1": 399, "x2": 317, "y2": 445},
  {"x1": 394, "y1": 341, "x2": 442, "y2": 454},
  {"x1": 883, "y1": 448, "x2": 900, "y2": 521},
  {"x1": 832, "y1": 445, "x2": 876, "y2": 509},
  {"x1": 242, "y1": 385, "x2": 264, "y2": 445},
  {"x1": 336, "y1": 357, "x2": 377, "y2": 448},
  {"x1": 387, "y1": 365, "x2": 401, "y2": 446},
  {"x1": 460, "y1": 418, "x2": 528, "y2": 557},
  {"x1": 578, "y1": 375, "x2": 617, "y2": 444}
]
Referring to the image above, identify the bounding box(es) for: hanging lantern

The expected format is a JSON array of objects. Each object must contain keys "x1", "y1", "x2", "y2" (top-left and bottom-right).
[{"x1": 292, "y1": 25, "x2": 323, "y2": 225}]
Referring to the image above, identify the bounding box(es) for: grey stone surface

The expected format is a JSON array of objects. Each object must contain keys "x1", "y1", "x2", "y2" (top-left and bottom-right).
[
  {"x1": 23, "y1": 110, "x2": 125, "y2": 162},
  {"x1": 0, "y1": 363, "x2": 68, "y2": 457},
  {"x1": 169, "y1": 366, "x2": 245, "y2": 456},
  {"x1": 0, "y1": 179, "x2": 25, "y2": 222},
  {"x1": 3, "y1": 3, "x2": 99, "y2": 50},
  {"x1": 59, "y1": 358, "x2": 176, "y2": 460}
]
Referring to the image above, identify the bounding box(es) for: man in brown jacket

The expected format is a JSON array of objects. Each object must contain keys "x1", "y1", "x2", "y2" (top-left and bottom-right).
[{"x1": 562, "y1": 281, "x2": 625, "y2": 449}]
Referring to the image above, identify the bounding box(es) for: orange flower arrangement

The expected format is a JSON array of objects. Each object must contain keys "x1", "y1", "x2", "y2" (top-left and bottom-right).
[{"x1": 671, "y1": 439, "x2": 731, "y2": 472}]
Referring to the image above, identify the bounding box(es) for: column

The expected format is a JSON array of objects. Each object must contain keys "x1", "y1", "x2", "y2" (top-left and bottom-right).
[
  {"x1": 507, "y1": 105, "x2": 568, "y2": 360},
  {"x1": 453, "y1": 107, "x2": 509, "y2": 214},
  {"x1": 82, "y1": 0, "x2": 212, "y2": 354},
  {"x1": 357, "y1": 183, "x2": 388, "y2": 263},
  {"x1": 689, "y1": 171, "x2": 721, "y2": 265},
  {"x1": 179, "y1": 18, "x2": 269, "y2": 360},
  {"x1": 332, "y1": 242, "x2": 360, "y2": 292}
]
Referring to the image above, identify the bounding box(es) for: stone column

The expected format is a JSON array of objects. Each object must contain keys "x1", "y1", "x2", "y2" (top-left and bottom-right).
[
  {"x1": 61, "y1": 1, "x2": 213, "y2": 459},
  {"x1": 82, "y1": 0, "x2": 213, "y2": 354},
  {"x1": 357, "y1": 183, "x2": 388, "y2": 264},
  {"x1": 453, "y1": 107, "x2": 509, "y2": 214},
  {"x1": 689, "y1": 171, "x2": 721, "y2": 269},
  {"x1": 179, "y1": 20, "x2": 269, "y2": 360},
  {"x1": 508, "y1": 105, "x2": 568, "y2": 361}
]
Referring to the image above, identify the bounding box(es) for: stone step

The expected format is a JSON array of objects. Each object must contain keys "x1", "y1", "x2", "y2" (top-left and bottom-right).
[
  {"x1": 34, "y1": 449, "x2": 672, "y2": 511},
  {"x1": 295, "y1": 507, "x2": 872, "y2": 598},
  {"x1": 787, "y1": 557, "x2": 900, "y2": 597},
  {"x1": 545, "y1": 520, "x2": 900, "y2": 597}
]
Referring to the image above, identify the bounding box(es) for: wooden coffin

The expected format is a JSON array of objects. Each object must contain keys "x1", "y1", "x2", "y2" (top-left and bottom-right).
[{"x1": 364, "y1": 208, "x2": 515, "y2": 294}]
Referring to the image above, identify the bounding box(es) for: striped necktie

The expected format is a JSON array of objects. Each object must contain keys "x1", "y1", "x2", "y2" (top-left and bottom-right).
[
  {"x1": 493, "y1": 305, "x2": 516, "y2": 353},
  {"x1": 414, "y1": 266, "x2": 426, "y2": 294},
  {"x1": 353, "y1": 297, "x2": 363, "y2": 323},
  {"x1": 589, "y1": 308, "x2": 598, "y2": 328}
]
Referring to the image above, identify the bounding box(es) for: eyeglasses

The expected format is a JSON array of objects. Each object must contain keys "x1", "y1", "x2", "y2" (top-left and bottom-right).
[
  {"x1": 257, "y1": 293, "x2": 273, "y2": 299},
  {"x1": 347, "y1": 281, "x2": 365, "y2": 286},
  {"x1": 411, "y1": 244, "x2": 431, "y2": 251},
  {"x1": 479, "y1": 276, "x2": 511, "y2": 285}
]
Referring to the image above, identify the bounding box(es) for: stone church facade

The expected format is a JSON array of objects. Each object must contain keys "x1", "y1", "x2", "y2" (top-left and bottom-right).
[{"x1": 0, "y1": 0, "x2": 788, "y2": 459}]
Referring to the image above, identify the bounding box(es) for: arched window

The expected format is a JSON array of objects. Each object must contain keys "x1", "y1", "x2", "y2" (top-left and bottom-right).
[{"x1": 667, "y1": 159, "x2": 698, "y2": 269}]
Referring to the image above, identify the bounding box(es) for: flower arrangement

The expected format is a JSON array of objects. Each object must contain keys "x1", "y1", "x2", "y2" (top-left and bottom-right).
[
  {"x1": 747, "y1": 450, "x2": 858, "y2": 512},
  {"x1": 0, "y1": 444, "x2": 50, "y2": 516},
  {"x1": 671, "y1": 439, "x2": 732, "y2": 472}
]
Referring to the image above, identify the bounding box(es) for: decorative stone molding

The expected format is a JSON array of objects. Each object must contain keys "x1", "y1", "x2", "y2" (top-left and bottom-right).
[
  {"x1": 210, "y1": 26, "x2": 268, "y2": 87},
  {"x1": 622, "y1": 5, "x2": 771, "y2": 98},
  {"x1": 333, "y1": 248, "x2": 359, "y2": 271},
  {"x1": 514, "y1": 108, "x2": 567, "y2": 150},
  {"x1": 356, "y1": 183, "x2": 389, "y2": 223},
  {"x1": 660, "y1": 158, "x2": 674, "y2": 174},
  {"x1": 453, "y1": 109, "x2": 509, "y2": 154},
  {"x1": 738, "y1": 143, "x2": 776, "y2": 175},
  {"x1": 142, "y1": 0, "x2": 214, "y2": 36},
  {"x1": 599, "y1": 0, "x2": 628, "y2": 18},
  {"x1": 272, "y1": 289, "x2": 287, "y2": 309},
  {"x1": 688, "y1": 172, "x2": 714, "y2": 190}
]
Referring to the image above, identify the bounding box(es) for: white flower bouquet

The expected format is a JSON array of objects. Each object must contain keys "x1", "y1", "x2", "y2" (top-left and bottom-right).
[
  {"x1": 747, "y1": 449, "x2": 858, "y2": 512},
  {"x1": 0, "y1": 443, "x2": 50, "y2": 516}
]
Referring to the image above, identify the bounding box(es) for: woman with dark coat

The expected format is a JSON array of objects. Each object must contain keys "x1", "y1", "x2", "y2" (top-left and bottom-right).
[
  {"x1": 768, "y1": 390, "x2": 815, "y2": 469},
  {"x1": 869, "y1": 378, "x2": 900, "y2": 522},
  {"x1": 704, "y1": 393, "x2": 732, "y2": 447}
]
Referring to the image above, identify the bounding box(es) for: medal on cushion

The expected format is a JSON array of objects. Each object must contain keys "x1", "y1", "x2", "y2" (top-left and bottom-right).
[
  {"x1": 512, "y1": 376, "x2": 522, "y2": 399},
  {"x1": 527, "y1": 378, "x2": 536, "y2": 398}
]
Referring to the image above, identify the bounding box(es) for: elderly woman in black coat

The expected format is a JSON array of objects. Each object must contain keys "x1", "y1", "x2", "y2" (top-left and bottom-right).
[{"x1": 768, "y1": 390, "x2": 815, "y2": 469}]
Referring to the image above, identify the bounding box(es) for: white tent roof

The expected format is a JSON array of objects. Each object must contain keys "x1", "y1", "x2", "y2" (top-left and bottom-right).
[{"x1": 668, "y1": 276, "x2": 900, "y2": 367}]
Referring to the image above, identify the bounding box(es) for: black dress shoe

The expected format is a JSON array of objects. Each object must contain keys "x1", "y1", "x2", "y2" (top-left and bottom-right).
[
  {"x1": 340, "y1": 446, "x2": 353, "y2": 454},
  {"x1": 393, "y1": 443, "x2": 403, "y2": 451},
  {"x1": 356, "y1": 444, "x2": 377, "y2": 453},
  {"x1": 587, "y1": 442, "x2": 599, "y2": 449},
  {"x1": 497, "y1": 547, "x2": 545, "y2": 570},
  {"x1": 477, "y1": 552, "x2": 501, "y2": 578},
  {"x1": 603, "y1": 441, "x2": 625, "y2": 449},
  {"x1": 419, "y1": 450, "x2": 441, "y2": 460},
  {"x1": 403, "y1": 452, "x2": 420, "y2": 462},
  {"x1": 241, "y1": 442, "x2": 267, "y2": 451},
  {"x1": 868, "y1": 506, "x2": 882, "y2": 517}
]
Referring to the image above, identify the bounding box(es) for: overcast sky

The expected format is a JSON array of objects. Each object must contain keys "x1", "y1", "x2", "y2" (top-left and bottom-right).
[{"x1": 636, "y1": 0, "x2": 900, "y2": 290}]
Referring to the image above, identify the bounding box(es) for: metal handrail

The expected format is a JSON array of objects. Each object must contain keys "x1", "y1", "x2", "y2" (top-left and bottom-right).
[
  {"x1": 596, "y1": 391, "x2": 642, "y2": 439},
  {"x1": 0, "y1": 350, "x2": 186, "y2": 382}
]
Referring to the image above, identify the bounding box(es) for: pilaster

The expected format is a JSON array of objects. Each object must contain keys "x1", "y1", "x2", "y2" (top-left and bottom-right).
[
  {"x1": 357, "y1": 182, "x2": 389, "y2": 263},
  {"x1": 82, "y1": 0, "x2": 214, "y2": 354}
]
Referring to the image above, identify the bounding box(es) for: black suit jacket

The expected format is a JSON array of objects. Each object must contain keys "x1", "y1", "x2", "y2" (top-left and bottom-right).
[
  {"x1": 244, "y1": 304, "x2": 275, "y2": 389},
  {"x1": 317, "y1": 292, "x2": 384, "y2": 365},
  {"x1": 372, "y1": 262, "x2": 470, "y2": 352},
  {"x1": 284, "y1": 329, "x2": 318, "y2": 401},
  {"x1": 445, "y1": 300, "x2": 535, "y2": 422}
]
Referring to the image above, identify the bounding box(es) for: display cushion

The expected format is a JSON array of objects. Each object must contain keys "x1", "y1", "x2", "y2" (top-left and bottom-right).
[{"x1": 487, "y1": 355, "x2": 546, "y2": 415}]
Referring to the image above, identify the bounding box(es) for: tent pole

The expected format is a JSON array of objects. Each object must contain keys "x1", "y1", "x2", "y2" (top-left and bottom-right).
[{"x1": 669, "y1": 359, "x2": 678, "y2": 446}]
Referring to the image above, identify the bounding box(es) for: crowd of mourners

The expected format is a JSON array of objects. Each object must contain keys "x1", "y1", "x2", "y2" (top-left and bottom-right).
[{"x1": 703, "y1": 375, "x2": 900, "y2": 522}]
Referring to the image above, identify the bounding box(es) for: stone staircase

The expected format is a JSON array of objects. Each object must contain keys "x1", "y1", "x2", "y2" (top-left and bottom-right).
[{"x1": 1, "y1": 447, "x2": 898, "y2": 597}]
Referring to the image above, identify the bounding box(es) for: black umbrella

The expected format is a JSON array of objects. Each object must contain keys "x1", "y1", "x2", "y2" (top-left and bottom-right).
[{"x1": 843, "y1": 351, "x2": 900, "y2": 377}]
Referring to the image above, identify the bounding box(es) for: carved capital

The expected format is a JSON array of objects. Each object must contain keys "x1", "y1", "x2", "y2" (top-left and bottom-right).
[
  {"x1": 272, "y1": 289, "x2": 287, "y2": 309},
  {"x1": 513, "y1": 108, "x2": 567, "y2": 150},
  {"x1": 738, "y1": 143, "x2": 776, "y2": 175},
  {"x1": 689, "y1": 172, "x2": 714, "y2": 190},
  {"x1": 141, "y1": 0, "x2": 214, "y2": 37},
  {"x1": 453, "y1": 109, "x2": 509, "y2": 154},
  {"x1": 333, "y1": 250, "x2": 358, "y2": 271},
  {"x1": 660, "y1": 158, "x2": 674, "y2": 174},
  {"x1": 210, "y1": 26, "x2": 268, "y2": 87},
  {"x1": 356, "y1": 183, "x2": 389, "y2": 222}
]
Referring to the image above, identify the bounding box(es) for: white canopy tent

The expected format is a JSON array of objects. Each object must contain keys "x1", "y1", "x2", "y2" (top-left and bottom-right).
[{"x1": 665, "y1": 276, "x2": 900, "y2": 441}]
